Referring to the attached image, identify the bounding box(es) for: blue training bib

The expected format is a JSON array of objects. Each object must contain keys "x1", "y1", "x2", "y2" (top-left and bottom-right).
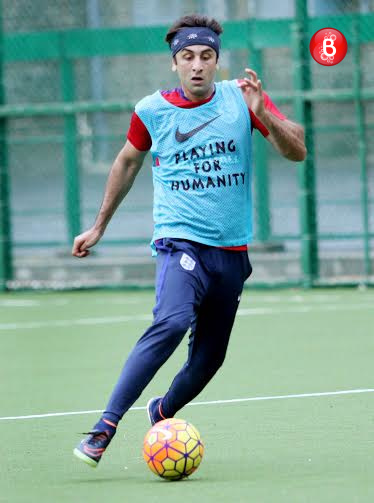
[{"x1": 135, "y1": 80, "x2": 253, "y2": 251}]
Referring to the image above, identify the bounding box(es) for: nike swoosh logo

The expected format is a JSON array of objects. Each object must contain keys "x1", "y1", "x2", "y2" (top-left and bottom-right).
[
  {"x1": 175, "y1": 114, "x2": 221, "y2": 143},
  {"x1": 153, "y1": 427, "x2": 173, "y2": 441}
]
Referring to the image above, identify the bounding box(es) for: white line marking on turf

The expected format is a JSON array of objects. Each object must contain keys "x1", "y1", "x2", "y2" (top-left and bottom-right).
[
  {"x1": 240, "y1": 295, "x2": 344, "y2": 304},
  {"x1": 1, "y1": 388, "x2": 373, "y2": 421},
  {"x1": 0, "y1": 303, "x2": 373, "y2": 331},
  {"x1": 0, "y1": 313, "x2": 153, "y2": 330},
  {"x1": 0, "y1": 300, "x2": 41, "y2": 307},
  {"x1": 0, "y1": 297, "x2": 145, "y2": 309},
  {"x1": 188, "y1": 388, "x2": 374, "y2": 406},
  {"x1": 236, "y1": 303, "x2": 374, "y2": 316}
]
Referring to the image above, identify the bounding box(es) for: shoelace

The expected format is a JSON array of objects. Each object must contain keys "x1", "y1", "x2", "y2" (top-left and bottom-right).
[{"x1": 82, "y1": 430, "x2": 110, "y2": 446}]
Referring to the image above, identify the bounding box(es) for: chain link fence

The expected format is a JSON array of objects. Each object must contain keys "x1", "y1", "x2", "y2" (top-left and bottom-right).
[{"x1": 0, "y1": 0, "x2": 373, "y2": 289}]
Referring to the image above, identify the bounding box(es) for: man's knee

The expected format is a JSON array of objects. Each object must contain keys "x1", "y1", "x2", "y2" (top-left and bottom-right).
[
  {"x1": 201, "y1": 349, "x2": 227, "y2": 374},
  {"x1": 134, "y1": 315, "x2": 191, "y2": 365},
  {"x1": 137, "y1": 312, "x2": 191, "y2": 350},
  {"x1": 186, "y1": 350, "x2": 227, "y2": 382},
  {"x1": 162, "y1": 315, "x2": 191, "y2": 337}
]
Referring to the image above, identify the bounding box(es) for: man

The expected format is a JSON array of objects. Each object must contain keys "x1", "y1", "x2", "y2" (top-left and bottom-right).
[{"x1": 73, "y1": 14, "x2": 306, "y2": 468}]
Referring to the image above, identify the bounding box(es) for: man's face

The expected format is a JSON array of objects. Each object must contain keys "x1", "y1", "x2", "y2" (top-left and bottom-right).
[{"x1": 173, "y1": 45, "x2": 217, "y2": 101}]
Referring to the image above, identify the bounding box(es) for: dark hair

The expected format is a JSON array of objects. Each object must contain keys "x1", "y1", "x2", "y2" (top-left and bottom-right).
[{"x1": 165, "y1": 14, "x2": 223, "y2": 45}]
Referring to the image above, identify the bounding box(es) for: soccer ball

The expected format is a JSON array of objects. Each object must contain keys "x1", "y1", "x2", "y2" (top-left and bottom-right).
[{"x1": 143, "y1": 418, "x2": 204, "y2": 480}]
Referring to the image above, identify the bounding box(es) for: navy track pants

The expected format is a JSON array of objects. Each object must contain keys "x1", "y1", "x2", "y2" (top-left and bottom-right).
[{"x1": 103, "y1": 238, "x2": 252, "y2": 421}]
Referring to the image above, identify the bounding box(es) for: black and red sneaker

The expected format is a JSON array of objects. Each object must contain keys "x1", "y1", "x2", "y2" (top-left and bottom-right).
[
  {"x1": 146, "y1": 396, "x2": 168, "y2": 426},
  {"x1": 74, "y1": 429, "x2": 115, "y2": 468}
]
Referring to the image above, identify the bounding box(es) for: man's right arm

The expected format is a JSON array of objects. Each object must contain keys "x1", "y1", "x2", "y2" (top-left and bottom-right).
[{"x1": 72, "y1": 140, "x2": 148, "y2": 258}]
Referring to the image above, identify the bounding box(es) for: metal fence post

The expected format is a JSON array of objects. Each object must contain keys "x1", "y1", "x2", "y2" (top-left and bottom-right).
[
  {"x1": 293, "y1": 0, "x2": 318, "y2": 286},
  {"x1": 60, "y1": 34, "x2": 81, "y2": 246},
  {"x1": 251, "y1": 46, "x2": 271, "y2": 243},
  {"x1": 0, "y1": 0, "x2": 12, "y2": 291},
  {"x1": 352, "y1": 15, "x2": 371, "y2": 279}
]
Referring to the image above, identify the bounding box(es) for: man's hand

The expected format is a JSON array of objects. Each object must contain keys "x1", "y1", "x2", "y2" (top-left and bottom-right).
[
  {"x1": 238, "y1": 68, "x2": 306, "y2": 161},
  {"x1": 72, "y1": 227, "x2": 103, "y2": 258},
  {"x1": 71, "y1": 141, "x2": 147, "y2": 259},
  {"x1": 237, "y1": 68, "x2": 265, "y2": 118}
]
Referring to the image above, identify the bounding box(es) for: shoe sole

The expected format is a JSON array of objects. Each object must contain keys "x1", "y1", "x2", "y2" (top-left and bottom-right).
[{"x1": 73, "y1": 447, "x2": 98, "y2": 468}]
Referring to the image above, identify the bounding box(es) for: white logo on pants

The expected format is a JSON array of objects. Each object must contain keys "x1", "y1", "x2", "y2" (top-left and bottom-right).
[{"x1": 180, "y1": 253, "x2": 196, "y2": 271}]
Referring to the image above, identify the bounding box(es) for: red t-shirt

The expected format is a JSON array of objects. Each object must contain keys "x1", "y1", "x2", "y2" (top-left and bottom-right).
[{"x1": 127, "y1": 84, "x2": 287, "y2": 251}]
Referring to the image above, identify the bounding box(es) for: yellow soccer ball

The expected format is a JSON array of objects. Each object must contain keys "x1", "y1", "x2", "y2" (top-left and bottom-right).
[{"x1": 143, "y1": 418, "x2": 204, "y2": 481}]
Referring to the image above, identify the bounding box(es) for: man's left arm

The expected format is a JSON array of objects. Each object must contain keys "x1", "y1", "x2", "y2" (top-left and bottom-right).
[
  {"x1": 258, "y1": 113, "x2": 307, "y2": 162},
  {"x1": 238, "y1": 68, "x2": 307, "y2": 162}
]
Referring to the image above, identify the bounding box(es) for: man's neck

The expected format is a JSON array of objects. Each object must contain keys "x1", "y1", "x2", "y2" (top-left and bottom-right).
[{"x1": 180, "y1": 84, "x2": 215, "y2": 102}]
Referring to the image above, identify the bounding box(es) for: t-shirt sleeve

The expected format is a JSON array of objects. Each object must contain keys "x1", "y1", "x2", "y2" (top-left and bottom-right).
[
  {"x1": 250, "y1": 91, "x2": 288, "y2": 137},
  {"x1": 126, "y1": 112, "x2": 152, "y2": 151},
  {"x1": 263, "y1": 91, "x2": 287, "y2": 121},
  {"x1": 249, "y1": 109, "x2": 269, "y2": 137}
]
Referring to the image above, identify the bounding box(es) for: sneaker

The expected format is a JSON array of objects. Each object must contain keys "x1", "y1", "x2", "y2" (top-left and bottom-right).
[
  {"x1": 73, "y1": 429, "x2": 115, "y2": 467},
  {"x1": 146, "y1": 396, "x2": 165, "y2": 426}
]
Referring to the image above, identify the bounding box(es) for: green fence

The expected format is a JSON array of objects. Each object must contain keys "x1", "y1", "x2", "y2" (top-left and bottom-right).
[{"x1": 0, "y1": 0, "x2": 373, "y2": 289}]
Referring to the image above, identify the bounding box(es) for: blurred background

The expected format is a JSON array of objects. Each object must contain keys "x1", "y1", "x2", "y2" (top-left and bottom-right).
[{"x1": 0, "y1": 0, "x2": 373, "y2": 289}]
